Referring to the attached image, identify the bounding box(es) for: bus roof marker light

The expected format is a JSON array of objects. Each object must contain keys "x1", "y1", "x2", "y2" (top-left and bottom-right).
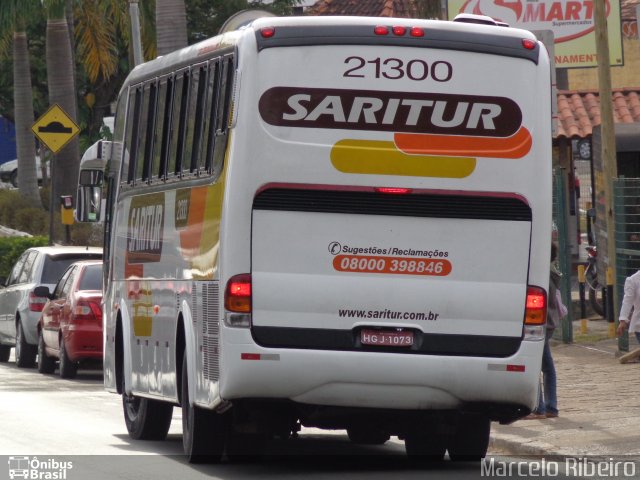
[
  {"x1": 260, "y1": 27, "x2": 276, "y2": 39},
  {"x1": 522, "y1": 39, "x2": 536, "y2": 50},
  {"x1": 392, "y1": 26, "x2": 406, "y2": 36},
  {"x1": 374, "y1": 26, "x2": 389, "y2": 35},
  {"x1": 410, "y1": 27, "x2": 424, "y2": 37}
]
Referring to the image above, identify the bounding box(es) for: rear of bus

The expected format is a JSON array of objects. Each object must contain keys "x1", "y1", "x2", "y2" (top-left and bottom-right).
[{"x1": 219, "y1": 16, "x2": 551, "y2": 452}]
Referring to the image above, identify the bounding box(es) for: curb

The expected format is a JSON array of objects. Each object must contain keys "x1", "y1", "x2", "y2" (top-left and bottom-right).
[{"x1": 490, "y1": 432, "x2": 558, "y2": 457}]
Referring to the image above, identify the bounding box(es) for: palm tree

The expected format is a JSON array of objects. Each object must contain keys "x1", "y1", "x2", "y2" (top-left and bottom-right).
[
  {"x1": 44, "y1": 0, "x2": 80, "y2": 221},
  {"x1": 156, "y1": 0, "x2": 188, "y2": 56},
  {"x1": 74, "y1": 0, "x2": 155, "y2": 142},
  {"x1": 0, "y1": 1, "x2": 43, "y2": 208}
]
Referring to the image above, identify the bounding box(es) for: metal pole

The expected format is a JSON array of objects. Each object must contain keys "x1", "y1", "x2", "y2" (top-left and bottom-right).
[
  {"x1": 129, "y1": 0, "x2": 143, "y2": 67},
  {"x1": 594, "y1": 0, "x2": 618, "y2": 320},
  {"x1": 578, "y1": 264, "x2": 587, "y2": 334},
  {"x1": 47, "y1": 148, "x2": 55, "y2": 246}
]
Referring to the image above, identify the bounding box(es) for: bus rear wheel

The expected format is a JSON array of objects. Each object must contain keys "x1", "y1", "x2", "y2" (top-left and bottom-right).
[
  {"x1": 122, "y1": 393, "x2": 173, "y2": 440},
  {"x1": 447, "y1": 415, "x2": 490, "y2": 462},
  {"x1": 181, "y1": 351, "x2": 225, "y2": 463}
]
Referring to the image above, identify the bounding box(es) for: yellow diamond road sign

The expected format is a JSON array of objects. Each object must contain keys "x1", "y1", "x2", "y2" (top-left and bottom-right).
[{"x1": 32, "y1": 104, "x2": 79, "y2": 154}]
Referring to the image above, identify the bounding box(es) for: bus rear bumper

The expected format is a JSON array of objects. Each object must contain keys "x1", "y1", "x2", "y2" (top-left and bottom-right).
[{"x1": 218, "y1": 334, "x2": 543, "y2": 421}]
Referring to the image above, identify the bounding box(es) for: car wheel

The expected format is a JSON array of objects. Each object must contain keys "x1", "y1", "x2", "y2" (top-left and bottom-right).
[
  {"x1": 123, "y1": 392, "x2": 173, "y2": 441},
  {"x1": 10, "y1": 169, "x2": 17, "y2": 188},
  {"x1": 15, "y1": 321, "x2": 36, "y2": 368},
  {"x1": 182, "y1": 350, "x2": 226, "y2": 463},
  {"x1": 0, "y1": 345, "x2": 10, "y2": 362},
  {"x1": 37, "y1": 331, "x2": 56, "y2": 374},
  {"x1": 58, "y1": 336, "x2": 77, "y2": 379}
]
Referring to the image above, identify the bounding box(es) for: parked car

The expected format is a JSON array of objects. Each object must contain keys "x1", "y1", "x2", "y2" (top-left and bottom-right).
[
  {"x1": 36, "y1": 260, "x2": 103, "y2": 378},
  {"x1": 0, "y1": 246, "x2": 103, "y2": 366},
  {"x1": 0, "y1": 156, "x2": 47, "y2": 187}
]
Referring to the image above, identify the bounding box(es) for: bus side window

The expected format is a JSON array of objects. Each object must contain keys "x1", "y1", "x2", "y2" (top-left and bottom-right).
[
  {"x1": 158, "y1": 76, "x2": 175, "y2": 181},
  {"x1": 124, "y1": 86, "x2": 143, "y2": 185},
  {"x1": 203, "y1": 60, "x2": 221, "y2": 175},
  {"x1": 212, "y1": 56, "x2": 234, "y2": 176},
  {"x1": 152, "y1": 79, "x2": 168, "y2": 181},
  {"x1": 169, "y1": 70, "x2": 190, "y2": 178},
  {"x1": 188, "y1": 65, "x2": 208, "y2": 174},
  {"x1": 137, "y1": 80, "x2": 157, "y2": 184}
]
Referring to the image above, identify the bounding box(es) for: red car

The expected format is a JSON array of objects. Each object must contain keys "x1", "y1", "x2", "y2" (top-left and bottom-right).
[{"x1": 35, "y1": 260, "x2": 103, "y2": 378}]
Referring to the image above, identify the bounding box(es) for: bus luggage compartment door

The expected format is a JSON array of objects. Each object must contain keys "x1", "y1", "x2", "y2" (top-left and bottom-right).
[{"x1": 250, "y1": 189, "x2": 532, "y2": 357}]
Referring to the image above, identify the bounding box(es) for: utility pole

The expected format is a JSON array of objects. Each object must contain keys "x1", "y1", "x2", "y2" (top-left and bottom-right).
[
  {"x1": 594, "y1": 0, "x2": 618, "y2": 319},
  {"x1": 129, "y1": 0, "x2": 144, "y2": 67}
]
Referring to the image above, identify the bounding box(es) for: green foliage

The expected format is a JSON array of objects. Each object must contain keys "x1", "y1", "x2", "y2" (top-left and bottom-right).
[
  {"x1": 0, "y1": 235, "x2": 48, "y2": 279},
  {"x1": 0, "y1": 189, "x2": 103, "y2": 247}
]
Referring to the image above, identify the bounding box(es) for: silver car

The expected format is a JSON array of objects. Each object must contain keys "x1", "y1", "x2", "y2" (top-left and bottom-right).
[{"x1": 0, "y1": 246, "x2": 102, "y2": 367}]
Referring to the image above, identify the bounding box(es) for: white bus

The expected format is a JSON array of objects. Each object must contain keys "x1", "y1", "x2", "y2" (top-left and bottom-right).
[{"x1": 76, "y1": 14, "x2": 552, "y2": 463}]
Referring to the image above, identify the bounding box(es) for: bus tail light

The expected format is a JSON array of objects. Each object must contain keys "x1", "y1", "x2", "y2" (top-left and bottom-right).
[
  {"x1": 29, "y1": 291, "x2": 48, "y2": 312},
  {"x1": 522, "y1": 39, "x2": 537, "y2": 50},
  {"x1": 224, "y1": 274, "x2": 252, "y2": 328},
  {"x1": 523, "y1": 285, "x2": 546, "y2": 340}
]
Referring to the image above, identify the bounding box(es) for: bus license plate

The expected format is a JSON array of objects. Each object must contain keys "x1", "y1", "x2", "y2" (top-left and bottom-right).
[{"x1": 361, "y1": 330, "x2": 413, "y2": 347}]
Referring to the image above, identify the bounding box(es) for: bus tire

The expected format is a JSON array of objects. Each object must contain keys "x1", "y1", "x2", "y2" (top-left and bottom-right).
[
  {"x1": 447, "y1": 415, "x2": 490, "y2": 462},
  {"x1": 0, "y1": 345, "x2": 10, "y2": 362},
  {"x1": 347, "y1": 426, "x2": 390, "y2": 445},
  {"x1": 404, "y1": 432, "x2": 446, "y2": 463},
  {"x1": 181, "y1": 350, "x2": 225, "y2": 463},
  {"x1": 122, "y1": 393, "x2": 173, "y2": 441}
]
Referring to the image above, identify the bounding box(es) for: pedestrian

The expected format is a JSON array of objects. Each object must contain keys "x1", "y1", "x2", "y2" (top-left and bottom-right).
[
  {"x1": 616, "y1": 269, "x2": 640, "y2": 345},
  {"x1": 525, "y1": 242, "x2": 562, "y2": 419}
]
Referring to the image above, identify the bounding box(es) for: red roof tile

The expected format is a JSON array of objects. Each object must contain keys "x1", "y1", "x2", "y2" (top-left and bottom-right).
[
  {"x1": 556, "y1": 88, "x2": 640, "y2": 139},
  {"x1": 621, "y1": 0, "x2": 640, "y2": 20}
]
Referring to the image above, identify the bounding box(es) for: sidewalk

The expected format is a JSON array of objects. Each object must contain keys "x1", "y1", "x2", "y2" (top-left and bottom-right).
[{"x1": 490, "y1": 318, "x2": 640, "y2": 456}]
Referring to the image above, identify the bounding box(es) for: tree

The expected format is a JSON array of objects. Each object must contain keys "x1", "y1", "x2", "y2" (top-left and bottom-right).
[
  {"x1": 44, "y1": 0, "x2": 80, "y2": 223},
  {"x1": 186, "y1": 0, "x2": 301, "y2": 41},
  {"x1": 157, "y1": 0, "x2": 188, "y2": 56},
  {"x1": 0, "y1": 1, "x2": 43, "y2": 208},
  {"x1": 415, "y1": 0, "x2": 444, "y2": 19}
]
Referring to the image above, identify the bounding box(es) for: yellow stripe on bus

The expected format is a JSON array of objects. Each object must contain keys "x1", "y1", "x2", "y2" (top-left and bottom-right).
[{"x1": 330, "y1": 139, "x2": 476, "y2": 178}]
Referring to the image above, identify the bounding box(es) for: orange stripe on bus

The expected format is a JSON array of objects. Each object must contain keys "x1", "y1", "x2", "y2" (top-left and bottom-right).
[{"x1": 394, "y1": 126, "x2": 532, "y2": 159}]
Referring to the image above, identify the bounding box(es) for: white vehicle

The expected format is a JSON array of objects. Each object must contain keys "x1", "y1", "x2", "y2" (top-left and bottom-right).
[
  {"x1": 0, "y1": 157, "x2": 46, "y2": 188},
  {"x1": 76, "y1": 14, "x2": 552, "y2": 462}
]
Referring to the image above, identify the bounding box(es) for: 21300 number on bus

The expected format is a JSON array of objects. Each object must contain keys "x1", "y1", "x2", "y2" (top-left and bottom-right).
[{"x1": 333, "y1": 254, "x2": 451, "y2": 276}]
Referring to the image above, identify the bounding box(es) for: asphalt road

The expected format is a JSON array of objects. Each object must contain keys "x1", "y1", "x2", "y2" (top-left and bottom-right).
[{"x1": 0, "y1": 353, "x2": 503, "y2": 480}]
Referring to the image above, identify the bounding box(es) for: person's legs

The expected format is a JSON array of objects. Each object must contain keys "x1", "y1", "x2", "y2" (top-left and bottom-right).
[{"x1": 540, "y1": 338, "x2": 558, "y2": 416}]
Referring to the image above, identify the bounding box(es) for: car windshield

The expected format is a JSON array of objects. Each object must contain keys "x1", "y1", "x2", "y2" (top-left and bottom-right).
[
  {"x1": 78, "y1": 264, "x2": 103, "y2": 291},
  {"x1": 41, "y1": 254, "x2": 102, "y2": 284}
]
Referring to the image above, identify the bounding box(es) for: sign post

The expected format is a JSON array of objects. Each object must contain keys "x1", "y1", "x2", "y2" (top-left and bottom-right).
[{"x1": 31, "y1": 104, "x2": 80, "y2": 245}]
